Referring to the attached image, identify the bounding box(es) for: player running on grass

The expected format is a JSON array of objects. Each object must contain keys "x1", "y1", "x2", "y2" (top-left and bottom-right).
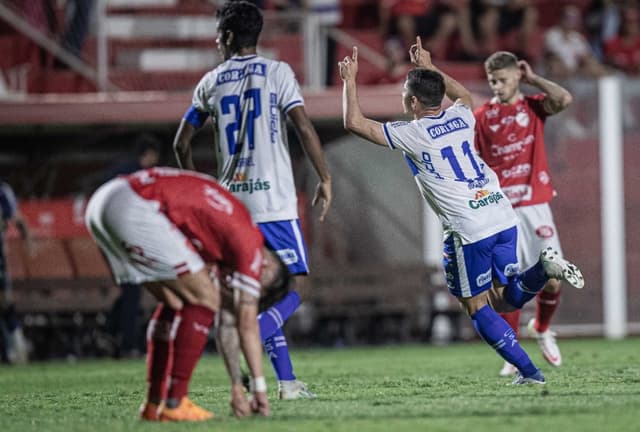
[
  {"x1": 173, "y1": 0, "x2": 331, "y2": 399},
  {"x1": 474, "y1": 51, "x2": 574, "y2": 376},
  {"x1": 85, "y1": 167, "x2": 292, "y2": 421},
  {"x1": 339, "y1": 37, "x2": 584, "y2": 384}
]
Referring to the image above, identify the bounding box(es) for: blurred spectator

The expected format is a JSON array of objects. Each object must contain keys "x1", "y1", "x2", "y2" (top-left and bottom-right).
[
  {"x1": 544, "y1": 5, "x2": 609, "y2": 78},
  {"x1": 603, "y1": 7, "x2": 640, "y2": 74},
  {"x1": 0, "y1": 181, "x2": 33, "y2": 365},
  {"x1": 379, "y1": 0, "x2": 477, "y2": 61},
  {"x1": 84, "y1": 134, "x2": 162, "y2": 358},
  {"x1": 584, "y1": 0, "x2": 626, "y2": 61},
  {"x1": 55, "y1": 0, "x2": 95, "y2": 67},
  {"x1": 471, "y1": 0, "x2": 538, "y2": 59}
]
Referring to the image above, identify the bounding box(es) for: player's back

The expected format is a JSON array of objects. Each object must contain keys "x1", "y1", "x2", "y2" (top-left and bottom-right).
[
  {"x1": 126, "y1": 167, "x2": 261, "y2": 264},
  {"x1": 383, "y1": 103, "x2": 518, "y2": 244},
  {"x1": 192, "y1": 54, "x2": 303, "y2": 223}
]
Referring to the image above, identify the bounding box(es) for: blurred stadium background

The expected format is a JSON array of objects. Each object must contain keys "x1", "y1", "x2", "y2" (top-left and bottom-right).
[{"x1": 0, "y1": 0, "x2": 638, "y2": 361}]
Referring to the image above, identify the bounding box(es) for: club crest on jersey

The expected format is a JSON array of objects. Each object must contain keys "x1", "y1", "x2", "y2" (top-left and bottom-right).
[
  {"x1": 516, "y1": 111, "x2": 529, "y2": 127},
  {"x1": 426, "y1": 117, "x2": 469, "y2": 139},
  {"x1": 468, "y1": 190, "x2": 504, "y2": 209}
]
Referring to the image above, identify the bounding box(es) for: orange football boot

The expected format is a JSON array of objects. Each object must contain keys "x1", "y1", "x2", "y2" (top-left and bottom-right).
[{"x1": 160, "y1": 398, "x2": 214, "y2": 422}]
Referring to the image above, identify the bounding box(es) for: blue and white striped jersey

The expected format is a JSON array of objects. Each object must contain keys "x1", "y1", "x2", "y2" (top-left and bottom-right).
[
  {"x1": 383, "y1": 102, "x2": 518, "y2": 244},
  {"x1": 187, "y1": 54, "x2": 304, "y2": 223}
]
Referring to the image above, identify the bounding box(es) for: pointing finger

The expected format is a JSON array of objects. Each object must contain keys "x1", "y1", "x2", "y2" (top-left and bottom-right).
[{"x1": 352, "y1": 46, "x2": 358, "y2": 62}]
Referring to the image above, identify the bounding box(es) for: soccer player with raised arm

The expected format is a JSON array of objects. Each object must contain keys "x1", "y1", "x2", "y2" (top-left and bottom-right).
[
  {"x1": 173, "y1": 1, "x2": 331, "y2": 399},
  {"x1": 339, "y1": 37, "x2": 584, "y2": 384},
  {"x1": 85, "y1": 168, "x2": 291, "y2": 420},
  {"x1": 474, "y1": 51, "x2": 574, "y2": 376}
]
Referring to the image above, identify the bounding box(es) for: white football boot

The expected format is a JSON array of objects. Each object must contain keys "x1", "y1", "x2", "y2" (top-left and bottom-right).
[
  {"x1": 540, "y1": 247, "x2": 584, "y2": 289},
  {"x1": 528, "y1": 318, "x2": 562, "y2": 367},
  {"x1": 278, "y1": 380, "x2": 317, "y2": 400}
]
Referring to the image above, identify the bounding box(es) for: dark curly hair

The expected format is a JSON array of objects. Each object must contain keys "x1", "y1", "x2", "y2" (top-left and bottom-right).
[{"x1": 217, "y1": 1, "x2": 263, "y2": 50}]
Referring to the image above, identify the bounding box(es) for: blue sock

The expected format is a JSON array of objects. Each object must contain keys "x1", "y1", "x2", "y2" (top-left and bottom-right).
[
  {"x1": 258, "y1": 291, "x2": 300, "y2": 342},
  {"x1": 264, "y1": 328, "x2": 296, "y2": 381},
  {"x1": 504, "y1": 261, "x2": 549, "y2": 309},
  {"x1": 471, "y1": 305, "x2": 538, "y2": 377}
]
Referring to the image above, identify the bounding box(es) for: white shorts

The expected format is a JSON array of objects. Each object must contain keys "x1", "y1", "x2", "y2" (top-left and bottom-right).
[
  {"x1": 84, "y1": 178, "x2": 205, "y2": 285},
  {"x1": 515, "y1": 202, "x2": 563, "y2": 270}
]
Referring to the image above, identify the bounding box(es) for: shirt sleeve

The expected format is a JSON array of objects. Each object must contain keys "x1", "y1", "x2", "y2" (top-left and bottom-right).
[
  {"x1": 527, "y1": 94, "x2": 549, "y2": 121},
  {"x1": 382, "y1": 121, "x2": 412, "y2": 152},
  {"x1": 185, "y1": 71, "x2": 214, "y2": 127},
  {"x1": 275, "y1": 62, "x2": 304, "y2": 113}
]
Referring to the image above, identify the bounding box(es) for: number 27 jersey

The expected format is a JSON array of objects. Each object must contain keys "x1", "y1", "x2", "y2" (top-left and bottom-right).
[
  {"x1": 383, "y1": 102, "x2": 518, "y2": 244},
  {"x1": 190, "y1": 55, "x2": 304, "y2": 223}
]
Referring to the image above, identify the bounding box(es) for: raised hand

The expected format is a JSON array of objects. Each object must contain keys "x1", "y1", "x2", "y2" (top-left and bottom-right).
[
  {"x1": 409, "y1": 36, "x2": 433, "y2": 69},
  {"x1": 338, "y1": 46, "x2": 359, "y2": 81}
]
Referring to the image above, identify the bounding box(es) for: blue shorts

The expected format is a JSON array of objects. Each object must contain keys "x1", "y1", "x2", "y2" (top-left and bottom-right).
[
  {"x1": 443, "y1": 226, "x2": 520, "y2": 298},
  {"x1": 258, "y1": 219, "x2": 309, "y2": 275}
]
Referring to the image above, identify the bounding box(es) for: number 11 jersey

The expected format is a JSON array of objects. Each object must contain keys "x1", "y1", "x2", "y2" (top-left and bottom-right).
[
  {"x1": 383, "y1": 102, "x2": 518, "y2": 245},
  {"x1": 188, "y1": 54, "x2": 304, "y2": 223}
]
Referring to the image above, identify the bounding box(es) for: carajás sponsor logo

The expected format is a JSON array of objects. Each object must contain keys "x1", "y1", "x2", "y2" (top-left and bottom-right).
[
  {"x1": 468, "y1": 189, "x2": 505, "y2": 209},
  {"x1": 229, "y1": 172, "x2": 271, "y2": 194}
]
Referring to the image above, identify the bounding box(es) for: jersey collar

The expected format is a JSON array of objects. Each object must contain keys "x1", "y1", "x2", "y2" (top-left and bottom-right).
[{"x1": 230, "y1": 54, "x2": 258, "y2": 62}]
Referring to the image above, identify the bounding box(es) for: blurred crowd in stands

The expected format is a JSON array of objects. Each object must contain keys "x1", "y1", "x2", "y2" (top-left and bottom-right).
[{"x1": 6, "y1": 0, "x2": 640, "y2": 86}]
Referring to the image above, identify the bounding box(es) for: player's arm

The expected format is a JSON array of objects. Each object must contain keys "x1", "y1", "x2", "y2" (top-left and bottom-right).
[
  {"x1": 339, "y1": 47, "x2": 387, "y2": 147},
  {"x1": 518, "y1": 60, "x2": 572, "y2": 115},
  {"x1": 288, "y1": 106, "x2": 333, "y2": 221},
  {"x1": 173, "y1": 119, "x2": 197, "y2": 170},
  {"x1": 216, "y1": 288, "x2": 252, "y2": 418},
  {"x1": 234, "y1": 289, "x2": 269, "y2": 415},
  {"x1": 409, "y1": 36, "x2": 473, "y2": 108}
]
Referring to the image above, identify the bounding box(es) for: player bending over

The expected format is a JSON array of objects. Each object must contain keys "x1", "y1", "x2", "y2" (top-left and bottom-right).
[
  {"x1": 339, "y1": 38, "x2": 584, "y2": 384},
  {"x1": 85, "y1": 167, "x2": 290, "y2": 420}
]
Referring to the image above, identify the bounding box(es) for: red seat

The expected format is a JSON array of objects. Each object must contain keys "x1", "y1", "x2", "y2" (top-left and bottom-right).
[
  {"x1": 5, "y1": 238, "x2": 27, "y2": 281},
  {"x1": 66, "y1": 237, "x2": 112, "y2": 278},
  {"x1": 23, "y1": 238, "x2": 74, "y2": 279}
]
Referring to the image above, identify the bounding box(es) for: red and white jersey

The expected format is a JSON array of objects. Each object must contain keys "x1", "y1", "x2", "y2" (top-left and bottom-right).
[
  {"x1": 126, "y1": 167, "x2": 264, "y2": 296},
  {"x1": 474, "y1": 94, "x2": 555, "y2": 207}
]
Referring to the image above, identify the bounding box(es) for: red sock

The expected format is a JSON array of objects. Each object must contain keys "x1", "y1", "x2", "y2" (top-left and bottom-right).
[
  {"x1": 146, "y1": 304, "x2": 180, "y2": 403},
  {"x1": 536, "y1": 289, "x2": 561, "y2": 332},
  {"x1": 500, "y1": 310, "x2": 521, "y2": 338},
  {"x1": 167, "y1": 304, "x2": 216, "y2": 401}
]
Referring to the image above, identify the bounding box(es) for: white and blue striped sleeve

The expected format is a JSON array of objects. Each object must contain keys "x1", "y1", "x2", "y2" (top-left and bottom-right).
[{"x1": 276, "y1": 62, "x2": 304, "y2": 113}]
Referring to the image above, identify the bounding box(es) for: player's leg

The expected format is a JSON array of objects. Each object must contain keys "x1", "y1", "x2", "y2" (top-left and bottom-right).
[
  {"x1": 257, "y1": 220, "x2": 316, "y2": 399},
  {"x1": 516, "y1": 204, "x2": 565, "y2": 367},
  {"x1": 445, "y1": 229, "x2": 544, "y2": 384},
  {"x1": 0, "y1": 243, "x2": 29, "y2": 365},
  {"x1": 497, "y1": 310, "x2": 520, "y2": 376},
  {"x1": 85, "y1": 180, "x2": 214, "y2": 420},
  {"x1": 160, "y1": 271, "x2": 217, "y2": 421}
]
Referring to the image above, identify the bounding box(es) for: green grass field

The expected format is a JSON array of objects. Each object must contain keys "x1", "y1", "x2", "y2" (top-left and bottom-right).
[{"x1": 1, "y1": 339, "x2": 639, "y2": 432}]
